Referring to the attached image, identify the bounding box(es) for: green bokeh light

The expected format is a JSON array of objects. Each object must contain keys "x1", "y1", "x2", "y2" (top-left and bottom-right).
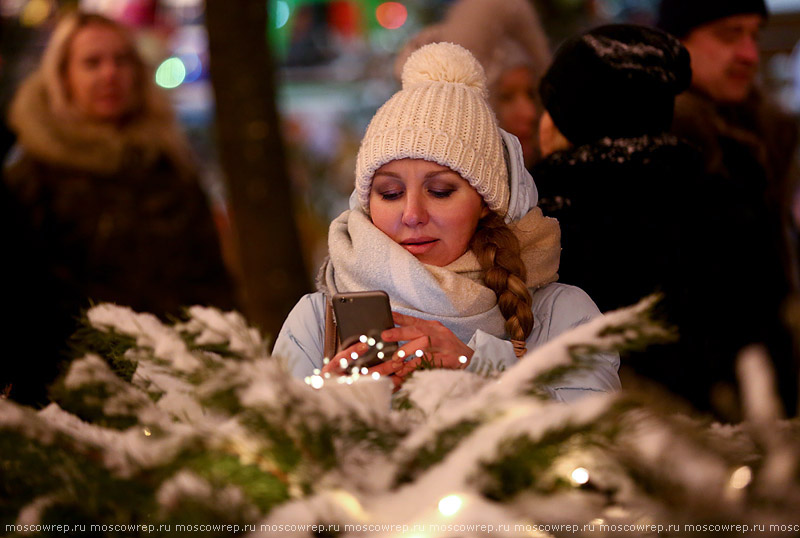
[{"x1": 155, "y1": 57, "x2": 187, "y2": 89}]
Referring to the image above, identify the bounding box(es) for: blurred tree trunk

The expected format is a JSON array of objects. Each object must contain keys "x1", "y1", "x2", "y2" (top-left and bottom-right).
[{"x1": 205, "y1": 0, "x2": 309, "y2": 342}]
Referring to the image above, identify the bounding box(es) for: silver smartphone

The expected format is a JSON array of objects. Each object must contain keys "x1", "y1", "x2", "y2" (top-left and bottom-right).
[{"x1": 332, "y1": 290, "x2": 398, "y2": 368}]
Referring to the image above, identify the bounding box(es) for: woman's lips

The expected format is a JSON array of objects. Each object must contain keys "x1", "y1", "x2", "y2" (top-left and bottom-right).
[{"x1": 401, "y1": 238, "x2": 438, "y2": 255}]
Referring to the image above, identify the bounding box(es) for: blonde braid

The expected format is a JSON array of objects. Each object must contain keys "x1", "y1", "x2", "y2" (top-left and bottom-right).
[{"x1": 470, "y1": 212, "x2": 534, "y2": 357}]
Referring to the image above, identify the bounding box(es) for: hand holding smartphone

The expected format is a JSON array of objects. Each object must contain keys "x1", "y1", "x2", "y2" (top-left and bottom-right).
[{"x1": 332, "y1": 290, "x2": 398, "y2": 369}]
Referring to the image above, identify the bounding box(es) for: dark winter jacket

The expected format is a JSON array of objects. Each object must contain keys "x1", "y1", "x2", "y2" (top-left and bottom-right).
[
  {"x1": 669, "y1": 88, "x2": 799, "y2": 418},
  {"x1": 4, "y1": 151, "x2": 235, "y2": 316},
  {"x1": 535, "y1": 134, "x2": 703, "y2": 315},
  {"x1": 673, "y1": 88, "x2": 798, "y2": 220},
  {"x1": 533, "y1": 133, "x2": 770, "y2": 418}
]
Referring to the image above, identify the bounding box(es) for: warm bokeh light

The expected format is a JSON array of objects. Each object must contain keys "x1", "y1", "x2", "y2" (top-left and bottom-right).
[
  {"x1": 310, "y1": 375, "x2": 324, "y2": 389},
  {"x1": 375, "y1": 2, "x2": 407, "y2": 30},
  {"x1": 571, "y1": 467, "x2": 590, "y2": 485},
  {"x1": 21, "y1": 0, "x2": 50, "y2": 27},
  {"x1": 155, "y1": 57, "x2": 186, "y2": 89},
  {"x1": 438, "y1": 494, "x2": 463, "y2": 516},
  {"x1": 730, "y1": 466, "x2": 752, "y2": 489}
]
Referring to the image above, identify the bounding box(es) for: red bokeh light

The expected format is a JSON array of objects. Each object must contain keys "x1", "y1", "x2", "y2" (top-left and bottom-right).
[{"x1": 375, "y1": 2, "x2": 407, "y2": 30}]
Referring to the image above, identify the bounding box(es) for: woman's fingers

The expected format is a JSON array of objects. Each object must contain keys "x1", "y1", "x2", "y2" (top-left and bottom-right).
[
  {"x1": 333, "y1": 312, "x2": 475, "y2": 381},
  {"x1": 391, "y1": 335, "x2": 430, "y2": 367},
  {"x1": 321, "y1": 342, "x2": 369, "y2": 375},
  {"x1": 368, "y1": 359, "x2": 402, "y2": 377},
  {"x1": 381, "y1": 324, "x2": 426, "y2": 343},
  {"x1": 396, "y1": 356, "x2": 423, "y2": 377}
]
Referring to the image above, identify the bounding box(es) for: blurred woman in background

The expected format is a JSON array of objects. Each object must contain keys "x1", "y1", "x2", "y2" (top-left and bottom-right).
[{"x1": 3, "y1": 11, "x2": 234, "y2": 404}]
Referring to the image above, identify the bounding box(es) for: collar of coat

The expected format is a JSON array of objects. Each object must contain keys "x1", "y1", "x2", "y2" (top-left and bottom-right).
[
  {"x1": 539, "y1": 133, "x2": 684, "y2": 169},
  {"x1": 8, "y1": 70, "x2": 193, "y2": 177}
]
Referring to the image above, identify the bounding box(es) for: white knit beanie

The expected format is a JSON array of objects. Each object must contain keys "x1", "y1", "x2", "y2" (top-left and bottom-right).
[{"x1": 355, "y1": 42, "x2": 509, "y2": 216}]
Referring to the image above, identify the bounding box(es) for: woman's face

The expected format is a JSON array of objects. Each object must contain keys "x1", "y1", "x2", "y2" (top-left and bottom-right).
[
  {"x1": 369, "y1": 159, "x2": 488, "y2": 267},
  {"x1": 64, "y1": 23, "x2": 137, "y2": 123},
  {"x1": 493, "y1": 66, "x2": 538, "y2": 166}
]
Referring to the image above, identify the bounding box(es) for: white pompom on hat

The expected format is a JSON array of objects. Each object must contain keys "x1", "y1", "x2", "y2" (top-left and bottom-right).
[{"x1": 355, "y1": 42, "x2": 509, "y2": 216}]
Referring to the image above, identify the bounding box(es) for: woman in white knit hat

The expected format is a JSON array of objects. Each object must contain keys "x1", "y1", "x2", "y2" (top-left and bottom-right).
[{"x1": 273, "y1": 43, "x2": 620, "y2": 401}]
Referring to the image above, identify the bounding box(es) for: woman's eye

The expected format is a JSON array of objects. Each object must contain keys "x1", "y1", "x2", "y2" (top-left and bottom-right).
[
  {"x1": 379, "y1": 191, "x2": 403, "y2": 201},
  {"x1": 430, "y1": 189, "x2": 454, "y2": 199}
]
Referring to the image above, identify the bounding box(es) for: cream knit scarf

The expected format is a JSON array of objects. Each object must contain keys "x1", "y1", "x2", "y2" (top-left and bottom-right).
[{"x1": 319, "y1": 206, "x2": 560, "y2": 343}]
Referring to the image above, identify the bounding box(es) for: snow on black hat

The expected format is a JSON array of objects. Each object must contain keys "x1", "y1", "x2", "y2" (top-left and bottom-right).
[
  {"x1": 656, "y1": 0, "x2": 768, "y2": 38},
  {"x1": 538, "y1": 24, "x2": 691, "y2": 147}
]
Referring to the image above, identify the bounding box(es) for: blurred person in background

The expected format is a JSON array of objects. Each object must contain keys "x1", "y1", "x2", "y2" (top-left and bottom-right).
[
  {"x1": 2, "y1": 11, "x2": 235, "y2": 406},
  {"x1": 533, "y1": 24, "x2": 718, "y2": 415},
  {"x1": 535, "y1": 24, "x2": 695, "y2": 314},
  {"x1": 395, "y1": 0, "x2": 551, "y2": 169},
  {"x1": 656, "y1": 0, "x2": 800, "y2": 417}
]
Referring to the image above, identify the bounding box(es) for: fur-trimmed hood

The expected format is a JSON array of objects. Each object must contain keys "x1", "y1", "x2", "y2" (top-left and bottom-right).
[
  {"x1": 8, "y1": 68, "x2": 194, "y2": 177},
  {"x1": 394, "y1": 0, "x2": 550, "y2": 91}
]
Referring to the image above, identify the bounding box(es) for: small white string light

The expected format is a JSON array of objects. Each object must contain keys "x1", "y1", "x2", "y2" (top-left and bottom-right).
[
  {"x1": 322, "y1": 357, "x2": 330, "y2": 365},
  {"x1": 397, "y1": 350, "x2": 406, "y2": 359},
  {"x1": 371, "y1": 372, "x2": 381, "y2": 380},
  {"x1": 367, "y1": 337, "x2": 376, "y2": 346},
  {"x1": 360, "y1": 367, "x2": 368, "y2": 375},
  {"x1": 340, "y1": 358, "x2": 349, "y2": 369},
  {"x1": 350, "y1": 352, "x2": 359, "y2": 360},
  {"x1": 438, "y1": 494, "x2": 463, "y2": 516},
  {"x1": 359, "y1": 335, "x2": 368, "y2": 343},
  {"x1": 143, "y1": 427, "x2": 152, "y2": 437},
  {"x1": 309, "y1": 375, "x2": 324, "y2": 389},
  {"x1": 415, "y1": 349, "x2": 424, "y2": 358},
  {"x1": 376, "y1": 342, "x2": 384, "y2": 350},
  {"x1": 377, "y1": 352, "x2": 385, "y2": 359},
  {"x1": 571, "y1": 467, "x2": 590, "y2": 485},
  {"x1": 458, "y1": 355, "x2": 468, "y2": 364}
]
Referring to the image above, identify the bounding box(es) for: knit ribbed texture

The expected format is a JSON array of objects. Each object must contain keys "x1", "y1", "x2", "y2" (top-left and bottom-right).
[{"x1": 356, "y1": 42, "x2": 509, "y2": 216}]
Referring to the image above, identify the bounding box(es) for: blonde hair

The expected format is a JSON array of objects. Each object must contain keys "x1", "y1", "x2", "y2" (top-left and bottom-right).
[{"x1": 470, "y1": 211, "x2": 534, "y2": 356}]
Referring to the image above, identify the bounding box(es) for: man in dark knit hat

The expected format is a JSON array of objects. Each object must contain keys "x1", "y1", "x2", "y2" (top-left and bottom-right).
[
  {"x1": 656, "y1": 0, "x2": 800, "y2": 419},
  {"x1": 534, "y1": 24, "x2": 724, "y2": 419}
]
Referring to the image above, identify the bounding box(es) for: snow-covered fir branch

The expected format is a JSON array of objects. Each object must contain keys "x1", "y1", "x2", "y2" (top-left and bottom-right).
[{"x1": 2, "y1": 299, "x2": 799, "y2": 537}]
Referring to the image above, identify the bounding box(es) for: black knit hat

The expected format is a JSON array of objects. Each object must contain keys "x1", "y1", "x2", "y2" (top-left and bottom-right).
[
  {"x1": 538, "y1": 24, "x2": 691, "y2": 147},
  {"x1": 657, "y1": 0, "x2": 768, "y2": 38}
]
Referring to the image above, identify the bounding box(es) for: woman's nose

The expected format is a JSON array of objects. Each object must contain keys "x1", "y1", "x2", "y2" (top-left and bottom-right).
[
  {"x1": 100, "y1": 60, "x2": 120, "y2": 80},
  {"x1": 401, "y1": 194, "x2": 428, "y2": 227}
]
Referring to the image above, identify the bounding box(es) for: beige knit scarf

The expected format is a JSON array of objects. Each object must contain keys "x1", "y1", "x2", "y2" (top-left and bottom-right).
[{"x1": 319, "y1": 206, "x2": 560, "y2": 343}]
